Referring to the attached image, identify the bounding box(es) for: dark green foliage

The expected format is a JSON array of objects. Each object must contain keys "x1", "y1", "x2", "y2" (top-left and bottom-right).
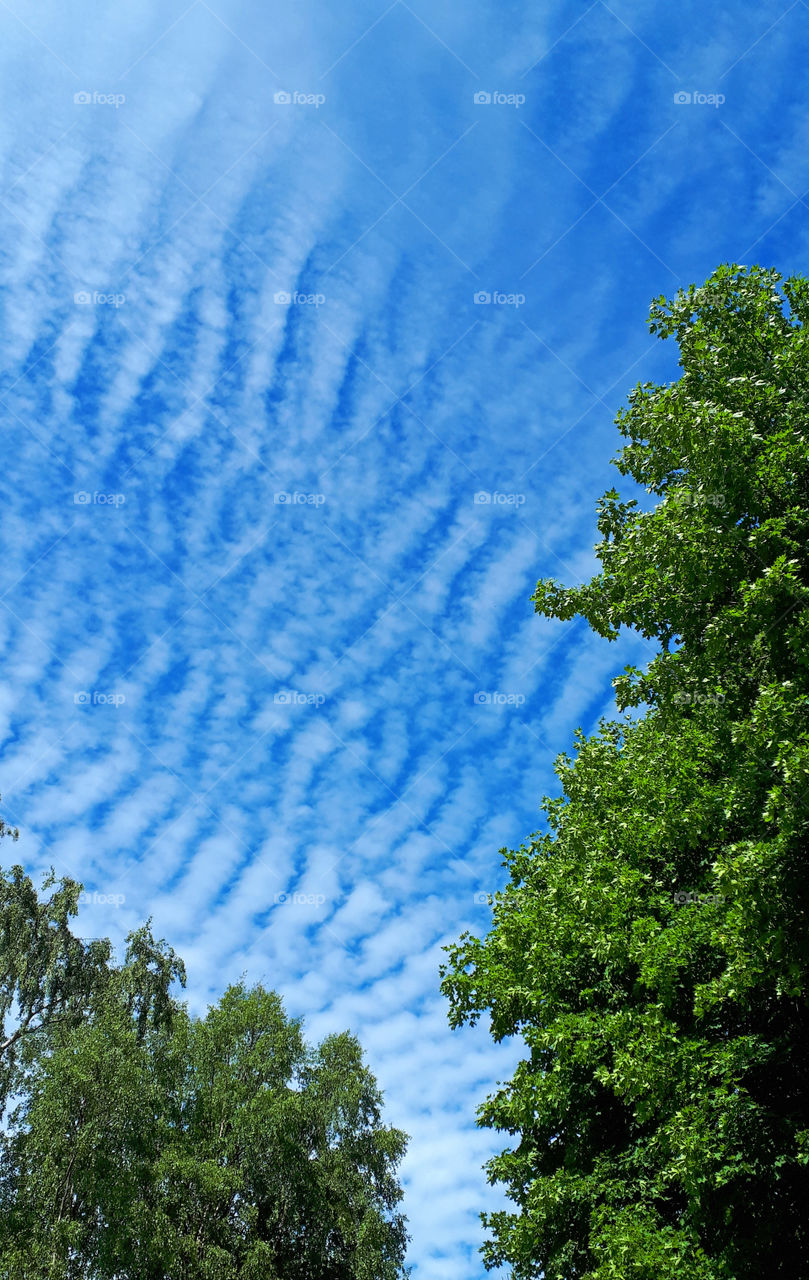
[{"x1": 442, "y1": 265, "x2": 809, "y2": 1278}]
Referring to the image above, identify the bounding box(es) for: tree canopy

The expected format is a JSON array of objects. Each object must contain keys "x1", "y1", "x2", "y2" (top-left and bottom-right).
[
  {"x1": 442, "y1": 264, "x2": 809, "y2": 1278},
  {"x1": 0, "y1": 826, "x2": 408, "y2": 1279},
  {"x1": 0, "y1": 840, "x2": 183, "y2": 1119}
]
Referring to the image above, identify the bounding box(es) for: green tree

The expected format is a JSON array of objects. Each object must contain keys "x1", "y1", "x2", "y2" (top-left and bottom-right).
[
  {"x1": 442, "y1": 265, "x2": 809, "y2": 1278},
  {"x1": 0, "y1": 834, "x2": 407, "y2": 1277},
  {"x1": 0, "y1": 838, "x2": 185, "y2": 1117},
  {"x1": 154, "y1": 983, "x2": 409, "y2": 1280},
  {"x1": 0, "y1": 842, "x2": 186, "y2": 1277},
  {"x1": 0, "y1": 986, "x2": 164, "y2": 1278},
  {"x1": 1, "y1": 969, "x2": 409, "y2": 1277},
  {"x1": 0, "y1": 837, "x2": 106, "y2": 1114}
]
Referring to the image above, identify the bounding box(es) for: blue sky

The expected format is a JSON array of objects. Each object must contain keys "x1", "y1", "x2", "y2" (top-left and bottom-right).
[{"x1": 1, "y1": 1, "x2": 808, "y2": 1275}]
